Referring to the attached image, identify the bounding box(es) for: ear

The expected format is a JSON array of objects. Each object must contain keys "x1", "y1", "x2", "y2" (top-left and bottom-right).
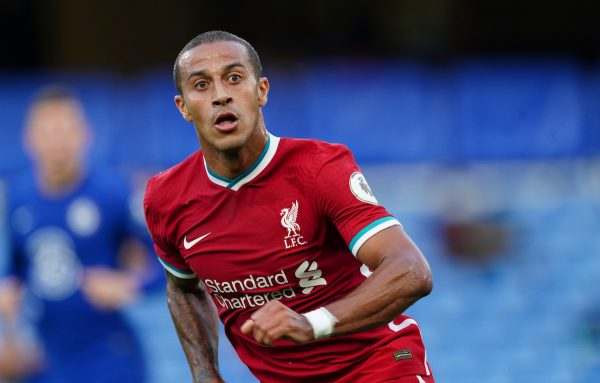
[
  {"x1": 174, "y1": 95, "x2": 193, "y2": 122},
  {"x1": 257, "y1": 77, "x2": 269, "y2": 107}
]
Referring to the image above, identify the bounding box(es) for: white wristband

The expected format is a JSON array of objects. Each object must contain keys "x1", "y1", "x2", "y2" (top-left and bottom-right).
[{"x1": 302, "y1": 307, "x2": 338, "y2": 339}]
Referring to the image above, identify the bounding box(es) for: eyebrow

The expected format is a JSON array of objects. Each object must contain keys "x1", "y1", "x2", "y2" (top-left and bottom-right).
[{"x1": 186, "y1": 62, "x2": 248, "y2": 81}]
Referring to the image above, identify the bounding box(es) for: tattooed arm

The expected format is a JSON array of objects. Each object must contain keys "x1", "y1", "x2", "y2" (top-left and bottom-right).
[{"x1": 166, "y1": 272, "x2": 224, "y2": 383}]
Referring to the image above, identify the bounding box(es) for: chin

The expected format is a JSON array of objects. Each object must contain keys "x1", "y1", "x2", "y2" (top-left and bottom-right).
[{"x1": 213, "y1": 133, "x2": 248, "y2": 153}]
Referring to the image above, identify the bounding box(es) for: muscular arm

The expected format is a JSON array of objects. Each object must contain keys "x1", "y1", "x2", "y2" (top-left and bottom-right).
[
  {"x1": 166, "y1": 272, "x2": 224, "y2": 383},
  {"x1": 242, "y1": 225, "x2": 432, "y2": 344},
  {"x1": 327, "y1": 225, "x2": 432, "y2": 335}
]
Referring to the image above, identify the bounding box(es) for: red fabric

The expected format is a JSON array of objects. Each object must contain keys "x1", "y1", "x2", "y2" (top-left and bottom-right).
[
  {"x1": 144, "y1": 136, "x2": 431, "y2": 382},
  {"x1": 396, "y1": 374, "x2": 435, "y2": 383}
]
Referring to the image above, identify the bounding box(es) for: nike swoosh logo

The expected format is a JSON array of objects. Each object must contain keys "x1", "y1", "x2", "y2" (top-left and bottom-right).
[{"x1": 183, "y1": 232, "x2": 212, "y2": 250}]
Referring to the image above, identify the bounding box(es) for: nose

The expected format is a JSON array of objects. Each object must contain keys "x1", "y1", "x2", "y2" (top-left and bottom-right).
[{"x1": 211, "y1": 81, "x2": 232, "y2": 107}]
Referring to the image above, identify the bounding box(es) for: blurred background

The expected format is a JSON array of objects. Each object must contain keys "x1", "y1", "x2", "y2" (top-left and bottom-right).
[{"x1": 1, "y1": 0, "x2": 600, "y2": 382}]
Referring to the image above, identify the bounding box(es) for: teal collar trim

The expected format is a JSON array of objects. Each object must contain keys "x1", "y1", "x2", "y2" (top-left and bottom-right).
[{"x1": 204, "y1": 133, "x2": 280, "y2": 191}]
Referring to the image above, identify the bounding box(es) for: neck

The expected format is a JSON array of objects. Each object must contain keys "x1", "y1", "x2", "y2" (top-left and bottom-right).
[
  {"x1": 37, "y1": 162, "x2": 83, "y2": 195},
  {"x1": 204, "y1": 124, "x2": 269, "y2": 180}
]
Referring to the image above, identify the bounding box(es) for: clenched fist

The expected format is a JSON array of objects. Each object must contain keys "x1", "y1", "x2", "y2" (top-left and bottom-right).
[{"x1": 240, "y1": 300, "x2": 314, "y2": 346}]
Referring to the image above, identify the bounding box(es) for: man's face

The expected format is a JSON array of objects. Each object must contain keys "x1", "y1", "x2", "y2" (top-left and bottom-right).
[
  {"x1": 25, "y1": 99, "x2": 87, "y2": 171},
  {"x1": 175, "y1": 40, "x2": 269, "y2": 154}
]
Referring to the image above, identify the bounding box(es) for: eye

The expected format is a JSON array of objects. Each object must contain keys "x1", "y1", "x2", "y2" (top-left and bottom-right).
[
  {"x1": 194, "y1": 80, "x2": 208, "y2": 89},
  {"x1": 228, "y1": 74, "x2": 242, "y2": 83}
]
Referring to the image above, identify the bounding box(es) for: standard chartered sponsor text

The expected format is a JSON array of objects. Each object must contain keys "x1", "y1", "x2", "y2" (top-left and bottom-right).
[{"x1": 204, "y1": 270, "x2": 296, "y2": 310}]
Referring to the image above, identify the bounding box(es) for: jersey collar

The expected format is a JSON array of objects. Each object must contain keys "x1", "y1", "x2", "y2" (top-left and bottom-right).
[{"x1": 204, "y1": 133, "x2": 280, "y2": 191}]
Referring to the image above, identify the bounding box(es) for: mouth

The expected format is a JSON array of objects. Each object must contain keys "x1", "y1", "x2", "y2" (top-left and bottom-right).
[{"x1": 214, "y1": 112, "x2": 239, "y2": 132}]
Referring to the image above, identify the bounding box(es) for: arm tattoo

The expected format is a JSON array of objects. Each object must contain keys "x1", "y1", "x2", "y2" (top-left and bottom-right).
[{"x1": 166, "y1": 273, "x2": 222, "y2": 382}]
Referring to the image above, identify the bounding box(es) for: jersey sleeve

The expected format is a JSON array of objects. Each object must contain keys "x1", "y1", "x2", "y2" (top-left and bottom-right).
[
  {"x1": 106, "y1": 173, "x2": 141, "y2": 246},
  {"x1": 4, "y1": 223, "x2": 25, "y2": 280},
  {"x1": 314, "y1": 144, "x2": 401, "y2": 256},
  {"x1": 143, "y1": 178, "x2": 196, "y2": 279},
  {"x1": 3, "y1": 181, "x2": 26, "y2": 280}
]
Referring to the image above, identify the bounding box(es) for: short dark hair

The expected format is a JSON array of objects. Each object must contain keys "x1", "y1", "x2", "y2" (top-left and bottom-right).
[
  {"x1": 173, "y1": 31, "x2": 263, "y2": 95},
  {"x1": 31, "y1": 84, "x2": 78, "y2": 105}
]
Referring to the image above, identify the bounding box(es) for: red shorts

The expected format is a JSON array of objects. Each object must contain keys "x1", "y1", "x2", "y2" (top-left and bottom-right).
[
  {"x1": 341, "y1": 374, "x2": 435, "y2": 383},
  {"x1": 333, "y1": 329, "x2": 434, "y2": 383}
]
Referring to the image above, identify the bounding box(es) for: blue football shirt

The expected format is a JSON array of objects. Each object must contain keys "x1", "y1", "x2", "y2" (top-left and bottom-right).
[{"x1": 6, "y1": 168, "x2": 146, "y2": 383}]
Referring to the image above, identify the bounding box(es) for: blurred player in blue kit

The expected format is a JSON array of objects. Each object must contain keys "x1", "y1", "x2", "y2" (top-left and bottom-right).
[{"x1": 0, "y1": 86, "x2": 157, "y2": 383}]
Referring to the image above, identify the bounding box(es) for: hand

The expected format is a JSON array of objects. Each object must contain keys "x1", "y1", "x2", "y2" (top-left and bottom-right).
[
  {"x1": 0, "y1": 278, "x2": 24, "y2": 325},
  {"x1": 82, "y1": 267, "x2": 139, "y2": 311},
  {"x1": 240, "y1": 300, "x2": 314, "y2": 346},
  {"x1": 0, "y1": 337, "x2": 42, "y2": 379}
]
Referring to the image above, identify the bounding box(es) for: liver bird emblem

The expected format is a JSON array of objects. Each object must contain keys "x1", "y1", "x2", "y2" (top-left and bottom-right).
[
  {"x1": 358, "y1": 176, "x2": 373, "y2": 197},
  {"x1": 280, "y1": 200, "x2": 300, "y2": 238}
]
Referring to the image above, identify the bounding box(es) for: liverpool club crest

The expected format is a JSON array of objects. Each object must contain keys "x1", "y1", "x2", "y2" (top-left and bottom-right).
[{"x1": 280, "y1": 200, "x2": 307, "y2": 249}]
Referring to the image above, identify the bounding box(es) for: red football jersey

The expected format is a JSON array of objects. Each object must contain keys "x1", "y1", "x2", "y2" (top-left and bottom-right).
[{"x1": 144, "y1": 134, "x2": 432, "y2": 382}]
